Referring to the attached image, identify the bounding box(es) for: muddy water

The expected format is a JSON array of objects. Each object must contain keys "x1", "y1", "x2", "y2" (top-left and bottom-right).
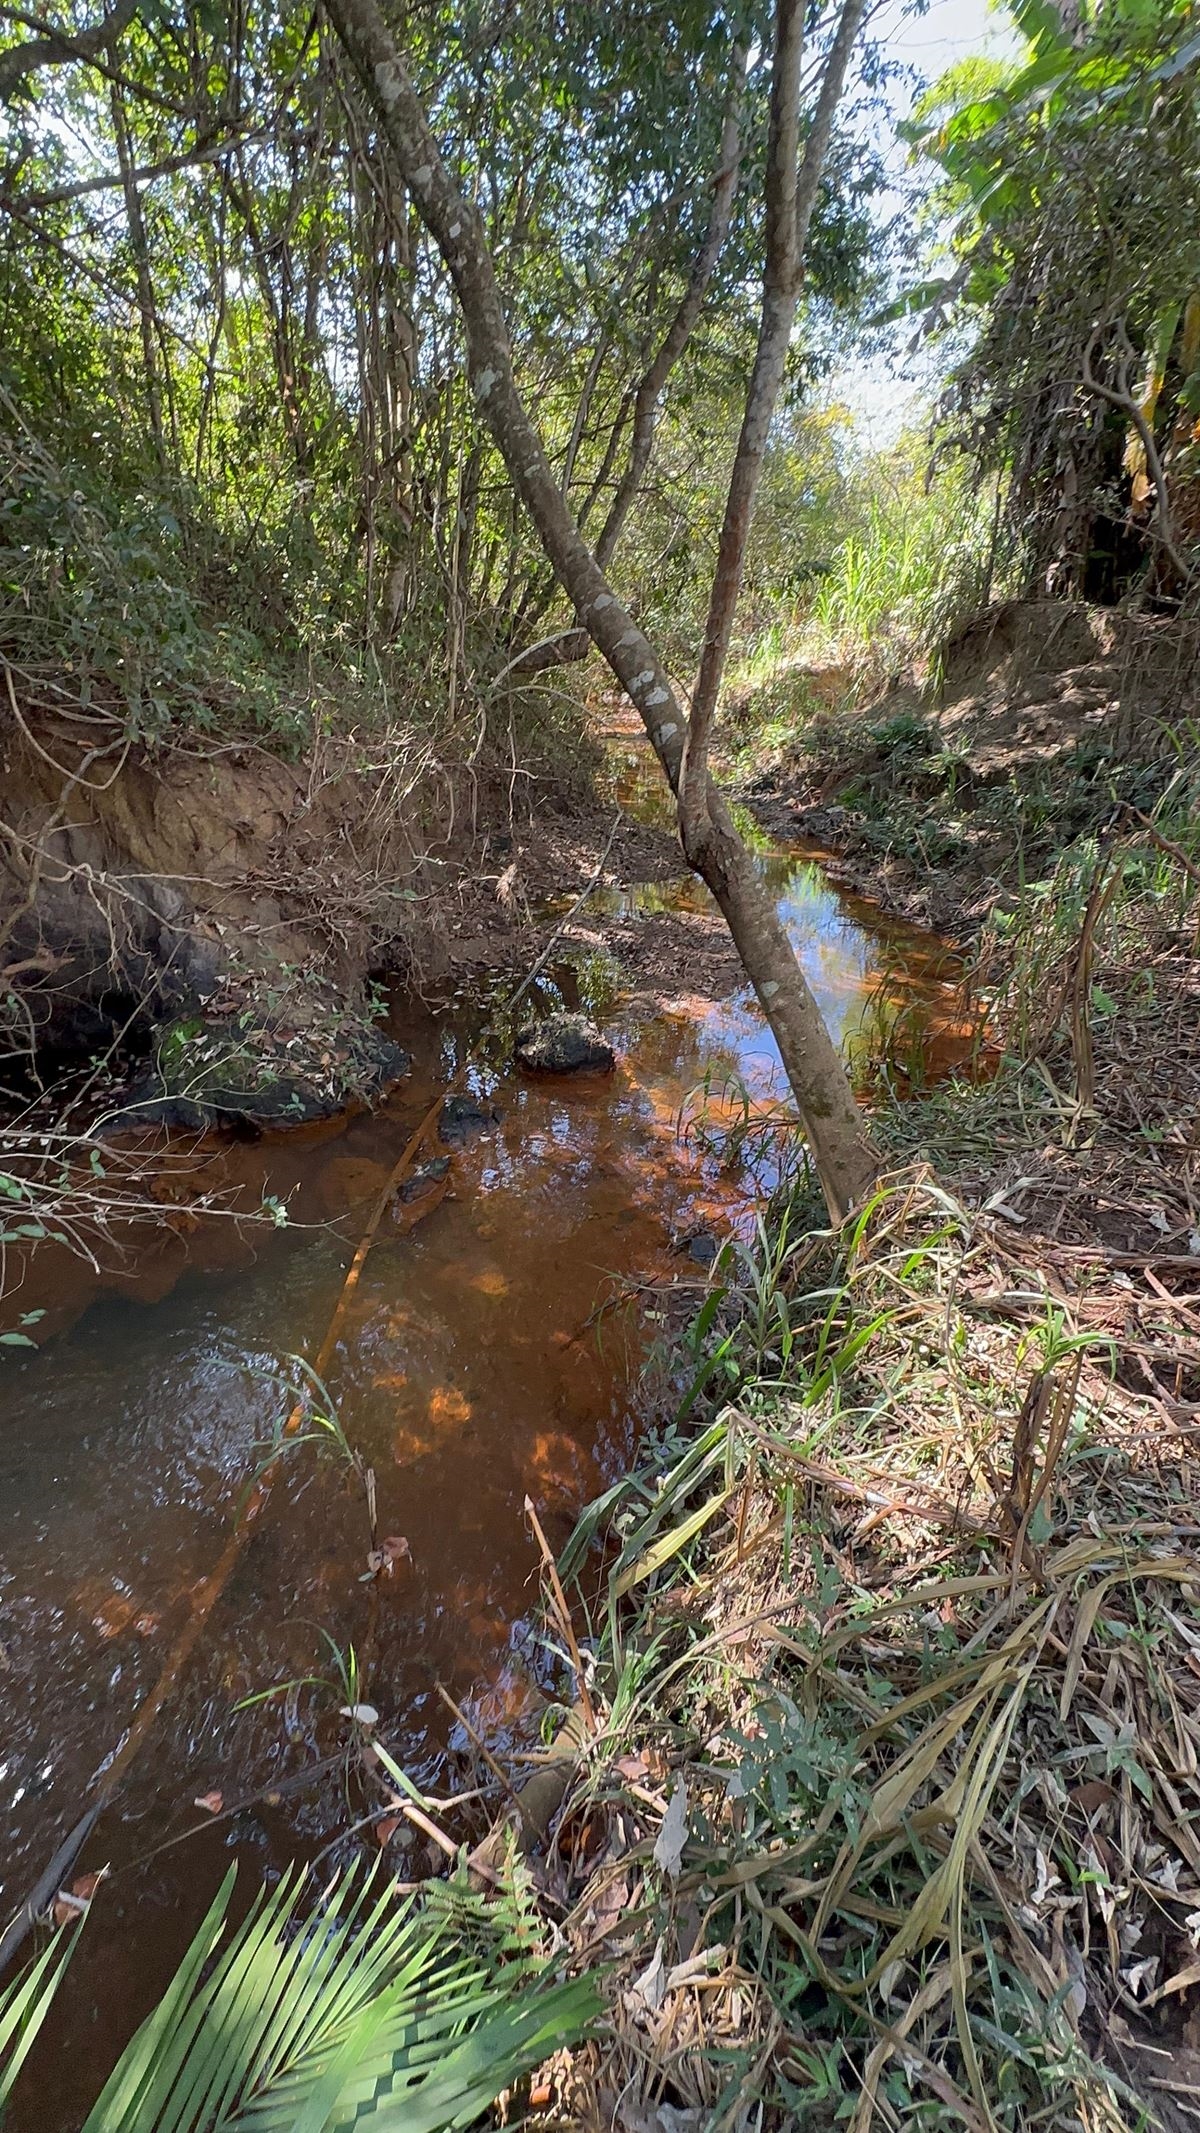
[{"x1": 0, "y1": 728, "x2": 968, "y2": 2125}]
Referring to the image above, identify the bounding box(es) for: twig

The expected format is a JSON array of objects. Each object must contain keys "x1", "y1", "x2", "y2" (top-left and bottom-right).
[
  {"x1": 524, "y1": 1496, "x2": 597, "y2": 1734},
  {"x1": 0, "y1": 1810, "x2": 98, "y2": 1975},
  {"x1": 434, "y1": 1682, "x2": 527, "y2": 1822},
  {"x1": 1130, "y1": 808, "x2": 1200, "y2": 893},
  {"x1": 0, "y1": 829, "x2": 621, "y2": 1972}
]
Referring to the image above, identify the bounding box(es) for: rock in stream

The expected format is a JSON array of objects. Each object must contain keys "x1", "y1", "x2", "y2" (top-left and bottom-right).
[{"x1": 513, "y1": 1013, "x2": 615, "y2": 1075}]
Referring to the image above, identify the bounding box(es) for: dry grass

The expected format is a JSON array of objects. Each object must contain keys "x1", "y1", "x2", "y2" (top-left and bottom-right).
[
  {"x1": 509, "y1": 1177, "x2": 1200, "y2": 2129},
  {"x1": 487, "y1": 846, "x2": 1200, "y2": 2131}
]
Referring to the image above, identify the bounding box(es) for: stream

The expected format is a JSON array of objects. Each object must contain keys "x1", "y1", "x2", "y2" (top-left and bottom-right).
[{"x1": 0, "y1": 722, "x2": 970, "y2": 2125}]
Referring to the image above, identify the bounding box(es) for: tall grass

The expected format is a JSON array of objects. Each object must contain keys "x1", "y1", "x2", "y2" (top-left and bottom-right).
[
  {"x1": 809, "y1": 457, "x2": 1004, "y2": 685},
  {"x1": 547, "y1": 1157, "x2": 1198, "y2": 2128}
]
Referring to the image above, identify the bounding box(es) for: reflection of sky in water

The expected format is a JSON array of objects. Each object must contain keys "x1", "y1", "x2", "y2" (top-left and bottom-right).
[
  {"x1": 596, "y1": 846, "x2": 957, "y2": 1106},
  {"x1": 594, "y1": 719, "x2": 960, "y2": 1103}
]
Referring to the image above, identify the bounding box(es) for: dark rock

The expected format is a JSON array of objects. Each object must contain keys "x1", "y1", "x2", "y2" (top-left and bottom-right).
[
  {"x1": 514, "y1": 1013, "x2": 615, "y2": 1075},
  {"x1": 672, "y1": 1227, "x2": 721, "y2": 1265},
  {"x1": 398, "y1": 1155, "x2": 451, "y2": 1202},
  {"x1": 364, "y1": 1039, "x2": 413, "y2": 1098},
  {"x1": 438, "y1": 1094, "x2": 502, "y2": 1145}
]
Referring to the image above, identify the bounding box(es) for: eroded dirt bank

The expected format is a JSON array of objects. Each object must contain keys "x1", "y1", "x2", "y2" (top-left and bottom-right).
[
  {"x1": 0, "y1": 688, "x2": 685, "y2": 1129},
  {"x1": 741, "y1": 598, "x2": 1200, "y2": 936}
]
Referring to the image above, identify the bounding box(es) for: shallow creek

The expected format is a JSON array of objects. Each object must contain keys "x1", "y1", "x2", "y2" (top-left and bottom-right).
[{"x1": 0, "y1": 726, "x2": 969, "y2": 2122}]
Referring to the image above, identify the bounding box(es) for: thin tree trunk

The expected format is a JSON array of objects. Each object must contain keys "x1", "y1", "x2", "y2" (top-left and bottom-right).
[
  {"x1": 511, "y1": 46, "x2": 748, "y2": 676},
  {"x1": 594, "y1": 46, "x2": 748, "y2": 572},
  {"x1": 325, "y1": 0, "x2": 878, "y2": 1223},
  {"x1": 680, "y1": 0, "x2": 869, "y2": 859},
  {"x1": 111, "y1": 80, "x2": 166, "y2": 470}
]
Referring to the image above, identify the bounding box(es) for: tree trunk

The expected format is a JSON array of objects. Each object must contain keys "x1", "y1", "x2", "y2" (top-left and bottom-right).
[
  {"x1": 325, "y1": 0, "x2": 878, "y2": 1224},
  {"x1": 507, "y1": 46, "x2": 748, "y2": 678},
  {"x1": 680, "y1": 0, "x2": 868, "y2": 846},
  {"x1": 111, "y1": 81, "x2": 166, "y2": 471}
]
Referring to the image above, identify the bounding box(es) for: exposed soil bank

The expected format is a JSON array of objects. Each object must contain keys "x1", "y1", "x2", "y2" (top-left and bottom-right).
[
  {"x1": 741, "y1": 598, "x2": 1200, "y2": 937},
  {"x1": 0, "y1": 685, "x2": 682, "y2": 1137}
]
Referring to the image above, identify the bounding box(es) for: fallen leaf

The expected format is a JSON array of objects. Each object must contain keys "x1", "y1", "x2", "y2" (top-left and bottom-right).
[
  {"x1": 1121, "y1": 1955, "x2": 1160, "y2": 2000},
  {"x1": 365, "y1": 1535, "x2": 411, "y2": 1577},
  {"x1": 194, "y1": 1791, "x2": 224, "y2": 1816},
  {"x1": 51, "y1": 1869, "x2": 105, "y2": 1926},
  {"x1": 587, "y1": 1874, "x2": 630, "y2": 1941},
  {"x1": 626, "y1": 1937, "x2": 666, "y2": 2013},
  {"x1": 665, "y1": 1944, "x2": 726, "y2": 1994},
  {"x1": 1031, "y1": 1847, "x2": 1060, "y2": 1908},
  {"x1": 1070, "y1": 1778, "x2": 1117, "y2": 1819},
  {"x1": 375, "y1": 1814, "x2": 403, "y2": 1848},
  {"x1": 614, "y1": 1752, "x2": 650, "y2": 1783},
  {"x1": 653, "y1": 1779, "x2": 688, "y2": 1879},
  {"x1": 1146, "y1": 1957, "x2": 1200, "y2": 2008}
]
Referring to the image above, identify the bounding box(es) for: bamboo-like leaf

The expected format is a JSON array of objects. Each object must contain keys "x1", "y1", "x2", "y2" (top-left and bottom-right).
[{"x1": 613, "y1": 1486, "x2": 733, "y2": 1597}]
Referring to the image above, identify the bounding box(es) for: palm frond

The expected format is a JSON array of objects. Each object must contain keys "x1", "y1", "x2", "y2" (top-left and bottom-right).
[
  {"x1": 78, "y1": 1861, "x2": 599, "y2": 2132},
  {"x1": 0, "y1": 1923, "x2": 78, "y2": 2117}
]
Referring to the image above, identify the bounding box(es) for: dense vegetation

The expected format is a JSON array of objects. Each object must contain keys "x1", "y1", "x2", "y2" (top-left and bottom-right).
[{"x1": 0, "y1": 0, "x2": 887, "y2": 741}]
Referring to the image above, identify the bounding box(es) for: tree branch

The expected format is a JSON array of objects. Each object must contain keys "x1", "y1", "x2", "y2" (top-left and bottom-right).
[
  {"x1": 0, "y1": 0, "x2": 139, "y2": 100},
  {"x1": 6, "y1": 126, "x2": 271, "y2": 212},
  {"x1": 1081, "y1": 321, "x2": 1193, "y2": 587},
  {"x1": 502, "y1": 43, "x2": 748, "y2": 680},
  {"x1": 593, "y1": 44, "x2": 748, "y2": 574}
]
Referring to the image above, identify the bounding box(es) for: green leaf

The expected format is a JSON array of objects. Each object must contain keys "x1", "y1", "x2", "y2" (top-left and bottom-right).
[
  {"x1": 79, "y1": 1862, "x2": 600, "y2": 2130},
  {"x1": 0, "y1": 1925, "x2": 80, "y2": 2114}
]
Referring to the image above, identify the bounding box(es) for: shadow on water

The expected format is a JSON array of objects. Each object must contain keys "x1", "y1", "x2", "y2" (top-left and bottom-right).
[{"x1": 0, "y1": 716, "x2": 984, "y2": 2126}]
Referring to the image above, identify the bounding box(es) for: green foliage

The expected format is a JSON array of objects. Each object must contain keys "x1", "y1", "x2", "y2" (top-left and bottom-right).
[
  {"x1": 808, "y1": 443, "x2": 1004, "y2": 680},
  {"x1": 0, "y1": 1924, "x2": 79, "y2": 2115},
  {"x1": 0, "y1": 1862, "x2": 599, "y2": 2130},
  {"x1": 905, "y1": 0, "x2": 1200, "y2": 598},
  {"x1": 0, "y1": 0, "x2": 888, "y2": 743}
]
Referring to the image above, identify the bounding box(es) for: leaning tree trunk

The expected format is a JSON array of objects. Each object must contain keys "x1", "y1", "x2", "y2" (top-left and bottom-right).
[{"x1": 325, "y1": 0, "x2": 878, "y2": 1223}]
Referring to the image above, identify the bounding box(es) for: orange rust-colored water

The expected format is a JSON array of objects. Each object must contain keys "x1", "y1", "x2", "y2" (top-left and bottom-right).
[{"x1": 0, "y1": 754, "x2": 976, "y2": 2124}]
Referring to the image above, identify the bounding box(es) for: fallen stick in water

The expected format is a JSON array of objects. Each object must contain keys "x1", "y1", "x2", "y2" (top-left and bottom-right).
[{"x1": 0, "y1": 820, "x2": 621, "y2": 1976}]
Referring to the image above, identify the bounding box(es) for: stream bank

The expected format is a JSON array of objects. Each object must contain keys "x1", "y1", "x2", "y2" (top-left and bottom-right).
[
  {"x1": 4, "y1": 655, "x2": 1199, "y2": 2130},
  {"x1": 736, "y1": 598, "x2": 1200, "y2": 937},
  {"x1": 0, "y1": 703, "x2": 978, "y2": 2128}
]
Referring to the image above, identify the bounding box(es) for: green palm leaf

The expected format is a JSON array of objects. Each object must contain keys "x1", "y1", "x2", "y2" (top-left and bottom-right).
[
  {"x1": 76, "y1": 1862, "x2": 599, "y2": 2132},
  {"x1": 0, "y1": 1922, "x2": 78, "y2": 2117}
]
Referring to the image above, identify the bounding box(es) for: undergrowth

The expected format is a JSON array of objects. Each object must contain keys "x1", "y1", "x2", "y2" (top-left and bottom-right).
[
  {"x1": 537, "y1": 1180, "x2": 1200, "y2": 2128},
  {"x1": 523, "y1": 836, "x2": 1200, "y2": 2132}
]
